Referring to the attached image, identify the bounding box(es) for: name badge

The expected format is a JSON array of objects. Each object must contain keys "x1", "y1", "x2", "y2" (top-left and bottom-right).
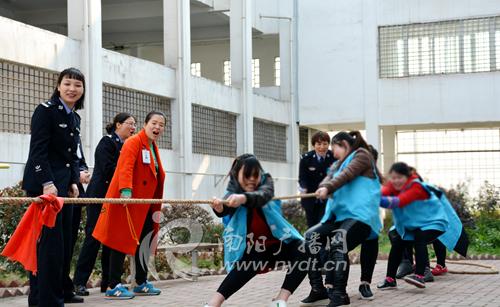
[{"x1": 142, "y1": 149, "x2": 151, "y2": 164}]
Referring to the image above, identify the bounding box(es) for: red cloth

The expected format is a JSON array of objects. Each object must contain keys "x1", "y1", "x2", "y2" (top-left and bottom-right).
[
  {"x1": 1, "y1": 194, "x2": 63, "y2": 274},
  {"x1": 248, "y1": 208, "x2": 279, "y2": 247},
  {"x1": 382, "y1": 174, "x2": 429, "y2": 207}
]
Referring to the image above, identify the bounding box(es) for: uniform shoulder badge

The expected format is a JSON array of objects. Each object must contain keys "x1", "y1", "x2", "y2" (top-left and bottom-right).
[{"x1": 40, "y1": 101, "x2": 54, "y2": 108}]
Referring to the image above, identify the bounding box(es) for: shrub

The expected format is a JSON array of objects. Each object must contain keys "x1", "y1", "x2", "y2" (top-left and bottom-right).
[{"x1": 0, "y1": 183, "x2": 28, "y2": 275}]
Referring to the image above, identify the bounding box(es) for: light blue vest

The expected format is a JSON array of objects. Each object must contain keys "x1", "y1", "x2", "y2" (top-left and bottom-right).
[
  {"x1": 391, "y1": 180, "x2": 449, "y2": 241},
  {"x1": 425, "y1": 183, "x2": 463, "y2": 251},
  {"x1": 222, "y1": 199, "x2": 304, "y2": 272},
  {"x1": 320, "y1": 150, "x2": 382, "y2": 238}
]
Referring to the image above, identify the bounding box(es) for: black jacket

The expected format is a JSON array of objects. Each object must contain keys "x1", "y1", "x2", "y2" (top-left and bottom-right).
[
  {"x1": 298, "y1": 150, "x2": 335, "y2": 195},
  {"x1": 213, "y1": 172, "x2": 275, "y2": 218},
  {"x1": 85, "y1": 132, "x2": 123, "y2": 198},
  {"x1": 23, "y1": 98, "x2": 81, "y2": 195}
]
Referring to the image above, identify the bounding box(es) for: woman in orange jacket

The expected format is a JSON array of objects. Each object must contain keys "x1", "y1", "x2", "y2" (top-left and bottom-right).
[{"x1": 93, "y1": 111, "x2": 166, "y2": 299}]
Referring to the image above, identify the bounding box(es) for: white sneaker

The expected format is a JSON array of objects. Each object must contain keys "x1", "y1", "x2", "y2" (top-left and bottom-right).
[{"x1": 269, "y1": 300, "x2": 287, "y2": 307}]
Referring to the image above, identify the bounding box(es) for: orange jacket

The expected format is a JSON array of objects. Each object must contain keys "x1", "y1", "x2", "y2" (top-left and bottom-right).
[
  {"x1": 93, "y1": 129, "x2": 165, "y2": 255},
  {"x1": 1, "y1": 194, "x2": 63, "y2": 274}
]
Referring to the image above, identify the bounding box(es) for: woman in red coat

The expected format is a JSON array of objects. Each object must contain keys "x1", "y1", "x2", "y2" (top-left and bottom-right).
[{"x1": 93, "y1": 111, "x2": 166, "y2": 299}]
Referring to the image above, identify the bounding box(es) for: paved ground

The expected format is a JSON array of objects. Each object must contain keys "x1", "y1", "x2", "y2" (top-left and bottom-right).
[{"x1": 2, "y1": 260, "x2": 499, "y2": 307}]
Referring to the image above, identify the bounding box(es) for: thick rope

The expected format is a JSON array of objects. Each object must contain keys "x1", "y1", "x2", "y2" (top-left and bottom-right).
[
  {"x1": 0, "y1": 193, "x2": 318, "y2": 206},
  {"x1": 430, "y1": 259, "x2": 499, "y2": 275}
]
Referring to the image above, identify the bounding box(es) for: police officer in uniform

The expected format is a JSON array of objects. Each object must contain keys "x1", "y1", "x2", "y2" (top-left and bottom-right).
[
  {"x1": 73, "y1": 112, "x2": 136, "y2": 296},
  {"x1": 298, "y1": 130, "x2": 335, "y2": 306},
  {"x1": 298, "y1": 131, "x2": 335, "y2": 227},
  {"x1": 22, "y1": 68, "x2": 86, "y2": 307}
]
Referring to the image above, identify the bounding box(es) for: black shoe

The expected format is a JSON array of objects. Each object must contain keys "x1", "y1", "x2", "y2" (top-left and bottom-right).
[
  {"x1": 395, "y1": 259, "x2": 413, "y2": 279},
  {"x1": 64, "y1": 294, "x2": 85, "y2": 304},
  {"x1": 403, "y1": 274, "x2": 426, "y2": 288},
  {"x1": 377, "y1": 278, "x2": 397, "y2": 290},
  {"x1": 300, "y1": 288, "x2": 329, "y2": 306},
  {"x1": 358, "y1": 284, "x2": 374, "y2": 300},
  {"x1": 326, "y1": 290, "x2": 350, "y2": 307},
  {"x1": 423, "y1": 267, "x2": 434, "y2": 282},
  {"x1": 75, "y1": 285, "x2": 89, "y2": 296}
]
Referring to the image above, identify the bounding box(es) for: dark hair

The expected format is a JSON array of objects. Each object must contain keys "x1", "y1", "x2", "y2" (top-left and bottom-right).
[
  {"x1": 368, "y1": 144, "x2": 378, "y2": 162},
  {"x1": 229, "y1": 154, "x2": 263, "y2": 180},
  {"x1": 389, "y1": 162, "x2": 412, "y2": 177},
  {"x1": 105, "y1": 112, "x2": 134, "y2": 134},
  {"x1": 145, "y1": 111, "x2": 167, "y2": 124},
  {"x1": 311, "y1": 131, "x2": 330, "y2": 146},
  {"x1": 408, "y1": 166, "x2": 424, "y2": 181},
  {"x1": 331, "y1": 131, "x2": 370, "y2": 153},
  {"x1": 50, "y1": 67, "x2": 86, "y2": 110}
]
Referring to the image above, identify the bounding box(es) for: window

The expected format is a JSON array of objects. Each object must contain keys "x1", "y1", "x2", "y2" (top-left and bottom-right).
[
  {"x1": 254, "y1": 118, "x2": 287, "y2": 162},
  {"x1": 251, "y1": 59, "x2": 260, "y2": 88},
  {"x1": 379, "y1": 16, "x2": 500, "y2": 78},
  {"x1": 103, "y1": 84, "x2": 172, "y2": 149},
  {"x1": 190, "y1": 62, "x2": 201, "y2": 77},
  {"x1": 396, "y1": 128, "x2": 500, "y2": 194},
  {"x1": 192, "y1": 105, "x2": 237, "y2": 157},
  {"x1": 223, "y1": 60, "x2": 231, "y2": 86},
  {"x1": 223, "y1": 59, "x2": 260, "y2": 87},
  {"x1": 274, "y1": 57, "x2": 281, "y2": 86}
]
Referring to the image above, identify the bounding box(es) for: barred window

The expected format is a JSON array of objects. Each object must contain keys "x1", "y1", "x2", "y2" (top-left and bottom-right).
[
  {"x1": 299, "y1": 127, "x2": 309, "y2": 155},
  {"x1": 379, "y1": 16, "x2": 500, "y2": 78},
  {"x1": 192, "y1": 104, "x2": 237, "y2": 157},
  {"x1": 0, "y1": 61, "x2": 58, "y2": 134},
  {"x1": 397, "y1": 128, "x2": 500, "y2": 194},
  {"x1": 253, "y1": 118, "x2": 287, "y2": 162},
  {"x1": 102, "y1": 84, "x2": 172, "y2": 149}
]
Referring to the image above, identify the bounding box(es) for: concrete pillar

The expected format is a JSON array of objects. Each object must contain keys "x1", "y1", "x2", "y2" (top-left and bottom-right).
[
  {"x1": 361, "y1": 0, "x2": 380, "y2": 151},
  {"x1": 230, "y1": 0, "x2": 253, "y2": 154},
  {"x1": 382, "y1": 126, "x2": 397, "y2": 174},
  {"x1": 279, "y1": 16, "x2": 299, "y2": 180},
  {"x1": 164, "y1": 0, "x2": 193, "y2": 198},
  {"x1": 67, "y1": 0, "x2": 103, "y2": 166}
]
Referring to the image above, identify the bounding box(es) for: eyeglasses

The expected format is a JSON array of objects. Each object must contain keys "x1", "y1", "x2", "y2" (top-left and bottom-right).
[{"x1": 124, "y1": 121, "x2": 137, "y2": 127}]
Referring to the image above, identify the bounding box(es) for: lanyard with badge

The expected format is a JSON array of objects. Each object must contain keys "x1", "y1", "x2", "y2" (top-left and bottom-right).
[{"x1": 142, "y1": 148, "x2": 151, "y2": 164}]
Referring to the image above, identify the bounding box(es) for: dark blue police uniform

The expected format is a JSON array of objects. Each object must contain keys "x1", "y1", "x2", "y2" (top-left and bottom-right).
[
  {"x1": 73, "y1": 132, "x2": 124, "y2": 292},
  {"x1": 298, "y1": 150, "x2": 335, "y2": 227},
  {"x1": 23, "y1": 97, "x2": 81, "y2": 307}
]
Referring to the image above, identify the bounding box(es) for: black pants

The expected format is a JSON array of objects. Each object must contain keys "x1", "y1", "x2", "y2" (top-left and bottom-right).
[
  {"x1": 73, "y1": 203, "x2": 110, "y2": 287},
  {"x1": 27, "y1": 190, "x2": 74, "y2": 307},
  {"x1": 387, "y1": 229, "x2": 443, "y2": 278},
  {"x1": 216, "y1": 240, "x2": 308, "y2": 299},
  {"x1": 301, "y1": 198, "x2": 327, "y2": 228},
  {"x1": 305, "y1": 218, "x2": 371, "y2": 294},
  {"x1": 360, "y1": 238, "x2": 378, "y2": 283},
  {"x1": 433, "y1": 240, "x2": 447, "y2": 267},
  {"x1": 108, "y1": 211, "x2": 154, "y2": 289}
]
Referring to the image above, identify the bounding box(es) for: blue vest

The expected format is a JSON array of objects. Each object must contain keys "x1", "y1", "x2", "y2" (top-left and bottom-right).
[
  {"x1": 320, "y1": 150, "x2": 382, "y2": 238},
  {"x1": 222, "y1": 199, "x2": 304, "y2": 272},
  {"x1": 391, "y1": 180, "x2": 449, "y2": 240},
  {"x1": 426, "y1": 183, "x2": 464, "y2": 251}
]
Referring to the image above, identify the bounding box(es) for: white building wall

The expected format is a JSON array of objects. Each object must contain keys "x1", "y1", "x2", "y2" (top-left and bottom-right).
[
  {"x1": 0, "y1": 11, "x2": 296, "y2": 199},
  {"x1": 298, "y1": 0, "x2": 500, "y2": 128}
]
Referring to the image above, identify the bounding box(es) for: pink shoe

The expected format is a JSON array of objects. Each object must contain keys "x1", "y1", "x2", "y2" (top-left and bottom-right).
[{"x1": 431, "y1": 264, "x2": 448, "y2": 276}]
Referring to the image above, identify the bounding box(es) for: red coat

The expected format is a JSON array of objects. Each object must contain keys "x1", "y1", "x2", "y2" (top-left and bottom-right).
[
  {"x1": 381, "y1": 174, "x2": 428, "y2": 207},
  {"x1": 93, "y1": 129, "x2": 165, "y2": 255}
]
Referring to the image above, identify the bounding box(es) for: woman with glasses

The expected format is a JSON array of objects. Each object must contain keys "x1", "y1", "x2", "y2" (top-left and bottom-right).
[{"x1": 72, "y1": 113, "x2": 136, "y2": 296}]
